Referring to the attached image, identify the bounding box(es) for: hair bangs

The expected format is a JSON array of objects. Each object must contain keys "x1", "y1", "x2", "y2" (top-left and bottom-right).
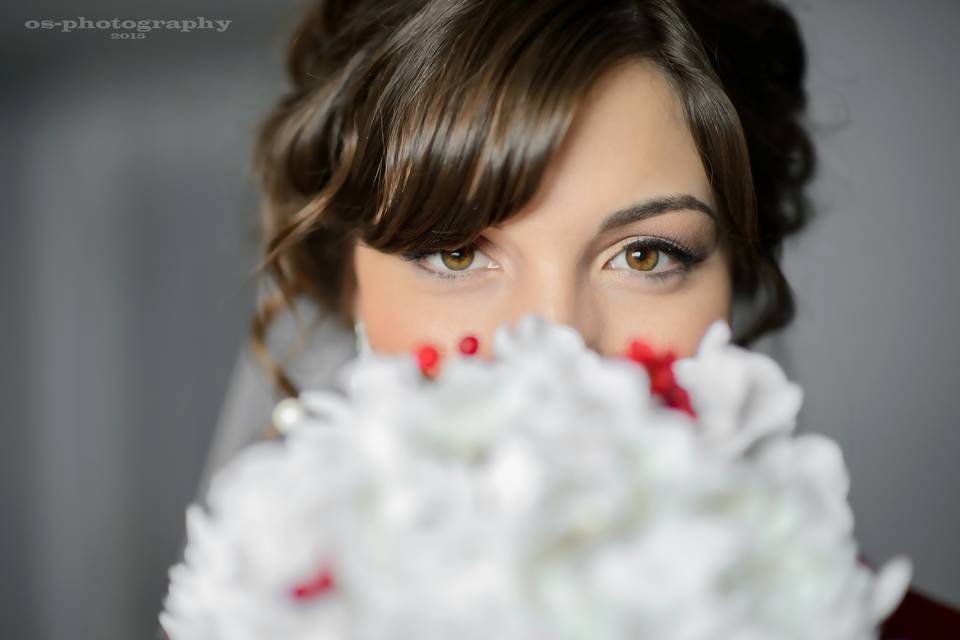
[{"x1": 336, "y1": 1, "x2": 650, "y2": 255}]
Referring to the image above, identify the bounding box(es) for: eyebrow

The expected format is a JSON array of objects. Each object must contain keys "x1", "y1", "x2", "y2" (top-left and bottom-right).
[{"x1": 597, "y1": 194, "x2": 716, "y2": 234}]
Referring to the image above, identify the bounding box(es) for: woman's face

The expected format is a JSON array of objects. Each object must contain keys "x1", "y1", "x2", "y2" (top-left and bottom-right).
[{"x1": 353, "y1": 61, "x2": 732, "y2": 359}]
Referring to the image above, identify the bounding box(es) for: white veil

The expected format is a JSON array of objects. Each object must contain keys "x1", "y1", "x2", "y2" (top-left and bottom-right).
[{"x1": 194, "y1": 298, "x2": 357, "y2": 503}]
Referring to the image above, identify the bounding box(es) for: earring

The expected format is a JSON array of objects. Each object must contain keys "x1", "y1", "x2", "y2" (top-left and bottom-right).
[{"x1": 354, "y1": 318, "x2": 372, "y2": 356}]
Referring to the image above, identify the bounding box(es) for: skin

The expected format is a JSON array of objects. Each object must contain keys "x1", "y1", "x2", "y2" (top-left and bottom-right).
[{"x1": 353, "y1": 60, "x2": 732, "y2": 360}]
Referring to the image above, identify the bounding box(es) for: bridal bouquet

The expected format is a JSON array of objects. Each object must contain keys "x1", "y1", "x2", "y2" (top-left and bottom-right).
[{"x1": 161, "y1": 315, "x2": 910, "y2": 640}]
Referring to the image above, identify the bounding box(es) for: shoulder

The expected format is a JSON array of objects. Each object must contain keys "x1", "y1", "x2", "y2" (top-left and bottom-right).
[{"x1": 881, "y1": 587, "x2": 960, "y2": 639}]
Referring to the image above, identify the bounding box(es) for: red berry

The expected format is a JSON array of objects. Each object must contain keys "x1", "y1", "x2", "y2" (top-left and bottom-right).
[
  {"x1": 416, "y1": 344, "x2": 440, "y2": 374},
  {"x1": 458, "y1": 335, "x2": 479, "y2": 355},
  {"x1": 627, "y1": 340, "x2": 656, "y2": 365}
]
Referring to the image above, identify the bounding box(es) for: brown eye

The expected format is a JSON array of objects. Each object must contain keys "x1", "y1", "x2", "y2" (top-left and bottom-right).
[
  {"x1": 440, "y1": 246, "x2": 475, "y2": 271},
  {"x1": 624, "y1": 243, "x2": 660, "y2": 271}
]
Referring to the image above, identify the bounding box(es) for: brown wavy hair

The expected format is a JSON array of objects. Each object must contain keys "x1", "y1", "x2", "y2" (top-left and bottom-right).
[{"x1": 251, "y1": 0, "x2": 814, "y2": 397}]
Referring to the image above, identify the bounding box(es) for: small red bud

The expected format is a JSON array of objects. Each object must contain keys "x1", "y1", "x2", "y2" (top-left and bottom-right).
[
  {"x1": 416, "y1": 344, "x2": 441, "y2": 375},
  {"x1": 625, "y1": 338, "x2": 696, "y2": 420},
  {"x1": 458, "y1": 335, "x2": 479, "y2": 356},
  {"x1": 667, "y1": 387, "x2": 696, "y2": 418},
  {"x1": 650, "y1": 366, "x2": 676, "y2": 395},
  {"x1": 292, "y1": 566, "x2": 336, "y2": 600},
  {"x1": 627, "y1": 340, "x2": 656, "y2": 365}
]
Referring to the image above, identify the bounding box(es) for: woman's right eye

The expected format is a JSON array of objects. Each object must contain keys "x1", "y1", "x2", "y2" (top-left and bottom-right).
[{"x1": 404, "y1": 244, "x2": 499, "y2": 279}]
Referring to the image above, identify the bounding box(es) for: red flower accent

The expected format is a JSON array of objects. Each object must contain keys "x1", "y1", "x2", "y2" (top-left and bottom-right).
[
  {"x1": 458, "y1": 335, "x2": 479, "y2": 356},
  {"x1": 291, "y1": 565, "x2": 336, "y2": 601},
  {"x1": 416, "y1": 344, "x2": 441, "y2": 377},
  {"x1": 626, "y1": 339, "x2": 697, "y2": 418}
]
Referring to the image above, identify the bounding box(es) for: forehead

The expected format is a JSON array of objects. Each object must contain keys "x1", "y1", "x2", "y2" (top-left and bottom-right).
[{"x1": 498, "y1": 60, "x2": 713, "y2": 236}]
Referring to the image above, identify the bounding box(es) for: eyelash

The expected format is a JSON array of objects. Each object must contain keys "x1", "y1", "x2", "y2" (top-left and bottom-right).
[
  {"x1": 400, "y1": 245, "x2": 496, "y2": 280},
  {"x1": 400, "y1": 236, "x2": 704, "y2": 282},
  {"x1": 606, "y1": 235, "x2": 704, "y2": 282}
]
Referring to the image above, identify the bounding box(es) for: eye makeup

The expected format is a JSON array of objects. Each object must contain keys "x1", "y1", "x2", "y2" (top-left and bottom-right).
[
  {"x1": 601, "y1": 234, "x2": 708, "y2": 282},
  {"x1": 399, "y1": 228, "x2": 711, "y2": 284},
  {"x1": 399, "y1": 244, "x2": 499, "y2": 281}
]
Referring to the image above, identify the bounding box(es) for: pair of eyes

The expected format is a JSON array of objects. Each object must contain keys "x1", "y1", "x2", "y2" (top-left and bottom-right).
[{"x1": 411, "y1": 237, "x2": 698, "y2": 280}]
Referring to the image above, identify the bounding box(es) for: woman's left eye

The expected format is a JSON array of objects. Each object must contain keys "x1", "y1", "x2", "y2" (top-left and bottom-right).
[{"x1": 604, "y1": 238, "x2": 695, "y2": 278}]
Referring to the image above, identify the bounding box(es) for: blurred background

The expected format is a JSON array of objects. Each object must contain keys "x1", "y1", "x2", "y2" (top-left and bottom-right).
[{"x1": 2, "y1": 0, "x2": 958, "y2": 637}]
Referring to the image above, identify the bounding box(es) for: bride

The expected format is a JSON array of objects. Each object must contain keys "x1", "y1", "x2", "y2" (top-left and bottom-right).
[{"x1": 204, "y1": 0, "x2": 959, "y2": 636}]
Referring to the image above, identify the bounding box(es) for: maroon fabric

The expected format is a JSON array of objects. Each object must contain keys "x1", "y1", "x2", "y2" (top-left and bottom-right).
[
  {"x1": 859, "y1": 552, "x2": 960, "y2": 638},
  {"x1": 880, "y1": 587, "x2": 960, "y2": 639}
]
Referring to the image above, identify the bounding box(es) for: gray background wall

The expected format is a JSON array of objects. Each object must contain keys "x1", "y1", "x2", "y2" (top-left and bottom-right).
[{"x1": 1, "y1": 1, "x2": 958, "y2": 638}]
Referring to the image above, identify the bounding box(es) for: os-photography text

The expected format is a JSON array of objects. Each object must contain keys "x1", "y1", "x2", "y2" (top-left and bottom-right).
[{"x1": 24, "y1": 17, "x2": 232, "y2": 35}]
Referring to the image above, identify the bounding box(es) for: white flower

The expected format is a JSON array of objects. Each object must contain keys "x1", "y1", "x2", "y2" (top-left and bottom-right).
[
  {"x1": 161, "y1": 315, "x2": 910, "y2": 640},
  {"x1": 673, "y1": 321, "x2": 804, "y2": 458}
]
